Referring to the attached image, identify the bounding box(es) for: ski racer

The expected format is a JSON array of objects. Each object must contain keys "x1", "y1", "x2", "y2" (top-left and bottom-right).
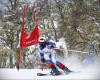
[{"x1": 38, "y1": 35, "x2": 72, "y2": 75}]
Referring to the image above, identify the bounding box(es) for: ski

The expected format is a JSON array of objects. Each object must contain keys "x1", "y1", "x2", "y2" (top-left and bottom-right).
[
  {"x1": 37, "y1": 73, "x2": 49, "y2": 76},
  {"x1": 37, "y1": 72, "x2": 62, "y2": 76},
  {"x1": 37, "y1": 71, "x2": 80, "y2": 76}
]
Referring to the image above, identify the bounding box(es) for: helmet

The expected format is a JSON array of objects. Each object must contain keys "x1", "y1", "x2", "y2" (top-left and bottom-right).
[{"x1": 38, "y1": 36, "x2": 46, "y2": 42}]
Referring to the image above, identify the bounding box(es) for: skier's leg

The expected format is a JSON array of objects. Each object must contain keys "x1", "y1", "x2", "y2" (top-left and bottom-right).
[
  {"x1": 56, "y1": 61, "x2": 72, "y2": 74},
  {"x1": 50, "y1": 49, "x2": 71, "y2": 74},
  {"x1": 46, "y1": 60, "x2": 61, "y2": 75},
  {"x1": 44, "y1": 53, "x2": 61, "y2": 75},
  {"x1": 50, "y1": 49, "x2": 72, "y2": 73}
]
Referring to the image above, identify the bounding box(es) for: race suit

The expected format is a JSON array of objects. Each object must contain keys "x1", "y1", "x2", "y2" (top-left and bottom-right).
[{"x1": 38, "y1": 42, "x2": 65, "y2": 69}]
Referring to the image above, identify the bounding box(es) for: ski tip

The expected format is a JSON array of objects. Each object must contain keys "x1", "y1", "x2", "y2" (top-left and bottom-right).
[{"x1": 37, "y1": 73, "x2": 47, "y2": 76}]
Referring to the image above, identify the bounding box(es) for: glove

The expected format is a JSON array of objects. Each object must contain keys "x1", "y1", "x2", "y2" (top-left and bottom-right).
[
  {"x1": 41, "y1": 58, "x2": 45, "y2": 63},
  {"x1": 50, "y1": 45, "x2": 56, "y2": 49}
]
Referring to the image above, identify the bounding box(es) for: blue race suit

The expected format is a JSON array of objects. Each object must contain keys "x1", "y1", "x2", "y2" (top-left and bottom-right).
[{"x1": 38, "y1": 41, "x2": 65, "y2": 70}]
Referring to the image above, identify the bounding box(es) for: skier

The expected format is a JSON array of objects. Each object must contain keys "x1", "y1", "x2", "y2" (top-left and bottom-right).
[{"x1": 38, "y1": 36, "x2": 72, "y2": 75}]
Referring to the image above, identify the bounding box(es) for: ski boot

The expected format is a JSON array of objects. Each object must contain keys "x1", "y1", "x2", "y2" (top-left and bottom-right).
[
  {"x1": 50, "y1": 66, "x2": 61, "y2": 76},
  {"x1": 63, "y1": 66, "x2": 72, "y2": 74}
]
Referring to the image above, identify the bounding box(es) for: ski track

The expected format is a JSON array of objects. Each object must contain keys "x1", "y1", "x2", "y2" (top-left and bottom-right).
[
  {"x1": 0, "y1": 54, "x2": 100, "y2": 80},
  {"x1": 0, "y1": 65, "x2": 100, "y2": 80}
]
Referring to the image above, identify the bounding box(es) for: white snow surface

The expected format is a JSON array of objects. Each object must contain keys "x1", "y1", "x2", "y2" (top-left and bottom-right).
[{"x1": 0, "y1": 57, "x2": 100, "y2": 80}]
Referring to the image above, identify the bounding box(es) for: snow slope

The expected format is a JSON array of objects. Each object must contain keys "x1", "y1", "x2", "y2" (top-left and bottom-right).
[
  {"x1": 0, "y1": 51, "x2": 100, "y2": 80},
  {"x1": 0, "y1": 63, "x2": 100, "y2": 80}
]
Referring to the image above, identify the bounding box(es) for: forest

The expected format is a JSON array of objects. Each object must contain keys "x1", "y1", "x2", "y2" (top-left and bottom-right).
[{"x1": 0, "y1": 0, "x2": 100, "y2": 68}]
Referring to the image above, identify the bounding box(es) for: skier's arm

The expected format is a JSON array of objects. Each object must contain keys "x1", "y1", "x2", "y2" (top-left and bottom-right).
[
  {"x1": 47, "y1": 42, "x2": 56, "y2": 46},
  {"x1": 40, "y1": 52, "x2": 45, "y2": 63},
  {"x1": 37, "y1": 45, "x2": 45, "y2": 63}
]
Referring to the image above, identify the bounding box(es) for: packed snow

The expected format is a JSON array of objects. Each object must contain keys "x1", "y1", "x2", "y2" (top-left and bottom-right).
[{"x1": 0, "y1": 55, "x2": 100, "y2": 80}]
